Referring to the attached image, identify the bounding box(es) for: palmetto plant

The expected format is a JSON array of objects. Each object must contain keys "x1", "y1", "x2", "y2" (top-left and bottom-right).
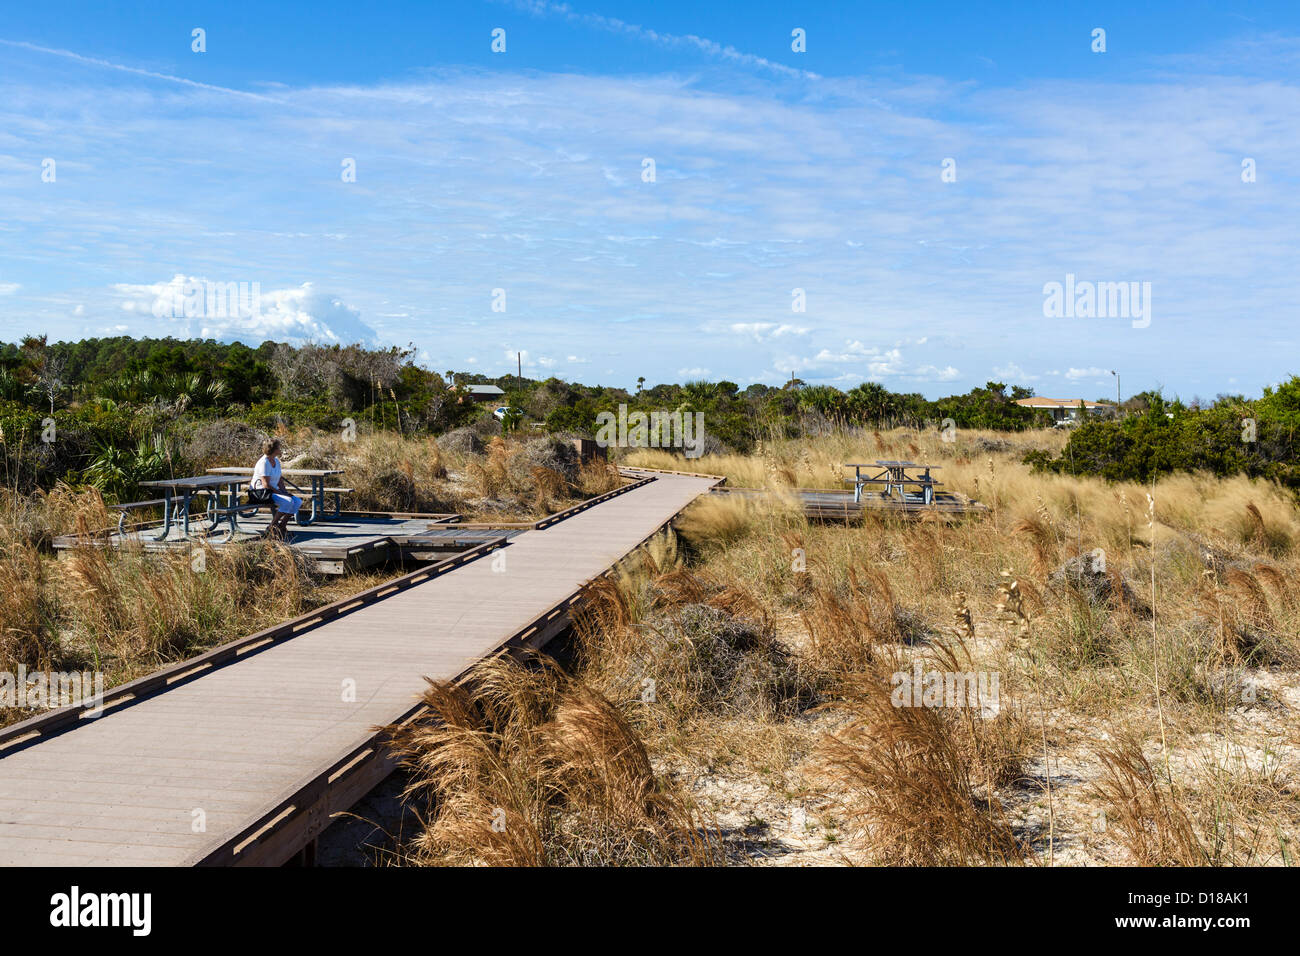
[
  {"x1": 97, "y1": 370, "x2": 154, "y2": 404},
  {"x1": 82, "y1": 433, "x2": 172, "y2": 499},
  {"x1": 97, "y1": 371, "x2": 228, "y2": 409}
]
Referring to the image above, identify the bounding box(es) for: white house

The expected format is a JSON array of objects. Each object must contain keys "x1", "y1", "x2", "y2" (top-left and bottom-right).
[{"x1": 1014, "y1": 396, "x2": 1108, "y2": 423}]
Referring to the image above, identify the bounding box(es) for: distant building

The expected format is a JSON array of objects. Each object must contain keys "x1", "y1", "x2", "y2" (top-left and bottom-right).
[
  {"x1": 450, "y1": 383, "x2": 506, "y2": 403},
  {"x1": 1014, "y1": 396, "x2": 1108, "y2": 424}
]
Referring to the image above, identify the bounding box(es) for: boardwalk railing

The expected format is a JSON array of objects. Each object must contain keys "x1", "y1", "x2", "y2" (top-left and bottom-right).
[{"x1": 0, "y1": 537, "x2": 509, "y2": 755}]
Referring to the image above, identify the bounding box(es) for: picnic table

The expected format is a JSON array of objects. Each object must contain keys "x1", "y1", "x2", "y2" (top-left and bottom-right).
[
  {"x1": 206, "y1": 467, "x2": 344, "y2": 526},
  {"x1": 138, "y1": 475, "x2": 252, "y2": 541},
  {"x1": 843, "y1": 460, "x2": 943, "y2": 505}
]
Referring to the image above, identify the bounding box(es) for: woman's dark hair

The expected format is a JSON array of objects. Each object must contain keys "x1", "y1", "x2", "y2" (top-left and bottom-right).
[{"x1": 263, "y1": 438, "x2": 282, "y2": 457}]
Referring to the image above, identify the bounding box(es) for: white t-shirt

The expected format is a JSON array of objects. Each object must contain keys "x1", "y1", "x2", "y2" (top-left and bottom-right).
[{"x1": 252, "y1": 455, "x2": 281, "y2": 492}]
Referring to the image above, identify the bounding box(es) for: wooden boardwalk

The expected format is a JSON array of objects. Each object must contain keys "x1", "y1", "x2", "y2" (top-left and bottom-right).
[{"x1": 0, "y1": 473, "x2": 717, "y2": 866}]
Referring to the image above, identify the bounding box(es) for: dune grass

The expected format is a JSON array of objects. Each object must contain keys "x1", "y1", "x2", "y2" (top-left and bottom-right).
[{"x1": 609, "y1": 428, "x2": 1300, "y2": 865}]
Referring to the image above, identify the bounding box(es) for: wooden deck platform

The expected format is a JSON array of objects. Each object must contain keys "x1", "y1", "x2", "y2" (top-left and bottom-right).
[
  {"x1": 0, "y1": 472, "x2": 718, "y2": 866},
  {"x1": 55, "y1": 511, "x2": 541, "y2": 574},
  {"x1": 716, "y1": 486, "x2": 989, "y2": 520}
]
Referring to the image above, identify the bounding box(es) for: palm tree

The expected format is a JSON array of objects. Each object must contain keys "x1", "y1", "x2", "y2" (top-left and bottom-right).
[
  {"x1": 848, "y1": 381, "x2": 891, "y2": 424},
  {"x1": 682, "y1": 380, "x2": 721, "y2": 405},
  {"x1": 796, "y1": 385, "x2": 848, "y2": 426}
]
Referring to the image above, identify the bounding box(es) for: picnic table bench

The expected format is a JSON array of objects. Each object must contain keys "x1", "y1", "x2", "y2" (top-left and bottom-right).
[
  {"x1": 206, "y1": 467, "x2": 346, "y2": 525},
  {"x1": 112, "y1": 498, "x2": 169, "y2": 536},
  {"x1": 843, "y1": 460, "x2": 943, "y2": 506}
]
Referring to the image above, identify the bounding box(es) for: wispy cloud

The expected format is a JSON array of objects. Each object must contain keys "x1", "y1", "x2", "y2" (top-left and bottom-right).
[
  {"x1": 0, "y1": 38, "x2": 284, "y2": 102},
  {"x1": 498, "y1": 1, "x2": 820, "y2": 80}
]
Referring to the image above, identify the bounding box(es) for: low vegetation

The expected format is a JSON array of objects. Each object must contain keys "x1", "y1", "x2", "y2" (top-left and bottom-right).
[
  {"x1": 384, "y1": 427, "x2": 1298, "y2": 866},
  {"x1": 2, "y1": 333, "x2": 1296, "y2": 866}
]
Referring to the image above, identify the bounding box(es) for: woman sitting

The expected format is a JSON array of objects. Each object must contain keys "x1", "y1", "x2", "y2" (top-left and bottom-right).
[{"x1": 251, "y1": 439, "x2": 302, "y2": 539}]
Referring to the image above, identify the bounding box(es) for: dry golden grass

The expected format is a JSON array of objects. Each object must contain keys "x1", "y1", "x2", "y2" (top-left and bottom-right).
[
  {"x1": 817, "y1": 661, "x2": 1028, "y2": 866},
  {"x1": 0, "y1": 535, "x2": 59, "y2": 669},
  {"x1": 673, "y1": 494, "x2": 762, "y2": 550},
  {"x1": 464, "y1": 437, "x2": 510, "y2": 499},
  {"x1": 577, "y1": 461, "x2": 622, "y2": 496},
  {"x1": 62, "y1": 539, "x2": 311, "y2": 669},
  {"x1": 622, "y1": 428, "x2": 1300, "y2": 866},
  {"x1": 1090, "y1": 734, "x2": 1205, "y2": 865},
  {"x1": 387, "y1": 654, "x2": 717, "y2": 866},
  {"x1": 0, "y1": 487, "x2": 339, "y2": 727}
]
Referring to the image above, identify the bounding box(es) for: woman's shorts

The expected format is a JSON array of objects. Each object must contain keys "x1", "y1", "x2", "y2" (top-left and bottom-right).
[{"x1": 271, "y1": 492, "x2": 303, "y2": 516}]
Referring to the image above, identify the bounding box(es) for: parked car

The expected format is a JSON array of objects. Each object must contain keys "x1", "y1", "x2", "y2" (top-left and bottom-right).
[{"x1": 493, "y1": 405, "x2": 522, "y2": 421}]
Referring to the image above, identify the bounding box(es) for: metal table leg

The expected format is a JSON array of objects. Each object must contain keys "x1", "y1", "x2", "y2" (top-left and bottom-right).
[
  {"x1": 153, "y1": 493, "x2": 174, "y2": 541},
  {"x1": 297, "y1": 478, "x2": 320, "y2": 526},
  {"x1": 226, "y1": 481, "x2": 240, "y2": 536}
]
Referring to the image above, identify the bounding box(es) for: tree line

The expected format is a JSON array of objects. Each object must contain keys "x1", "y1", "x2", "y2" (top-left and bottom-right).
[{"x1": 3, "y1": 334, "x2": 1295, "y2": 493}]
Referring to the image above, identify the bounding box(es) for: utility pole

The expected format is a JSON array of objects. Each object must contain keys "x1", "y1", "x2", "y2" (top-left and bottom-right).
[
  {"x1": 517, "y1": 352, "x2": 522, "y2": 389},
  {"x1": 1110, "y1": 370, "x2": 1120, "y2": 409}
]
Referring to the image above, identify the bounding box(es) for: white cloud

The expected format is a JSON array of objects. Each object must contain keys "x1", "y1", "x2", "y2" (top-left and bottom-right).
[
  {"x1": 0, "y1": 283, "x2": 19, "y2": 295},
  {"x1": 1065, "y1": 367, "x2": 1113, "y2": 381},
  {"x1": 503, "y1": 348, "x2": 561, "y2": 372},
  {"x1": 730, "y1": 322, "x2": 810, "y2": 342},
  {"x1": 993, "y1": 362, "x2": 1038, "y2": 382},
  {"x1": 110, "y1": 276, "x2": 377, "y2": 344},
  {"x1": 912, "y1": 365, "x2": 961, "y2": 382}
]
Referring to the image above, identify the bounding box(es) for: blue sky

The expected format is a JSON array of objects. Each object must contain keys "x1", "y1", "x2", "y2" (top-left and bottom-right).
[{"x1": 1, "y1": 1, "x2": 1298, "y2": 399}]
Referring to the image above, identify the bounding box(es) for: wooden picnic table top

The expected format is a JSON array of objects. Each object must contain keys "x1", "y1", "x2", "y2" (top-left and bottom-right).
[
  {"x1": 207, "y1": 466, "x2": 344, "y2": 477},
  {"x1": 140, "y1": 475, "x2": 249, "y2": 491},
  {"x1": 843, "y1": 460, "x2": 942, "y2": 469}
]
